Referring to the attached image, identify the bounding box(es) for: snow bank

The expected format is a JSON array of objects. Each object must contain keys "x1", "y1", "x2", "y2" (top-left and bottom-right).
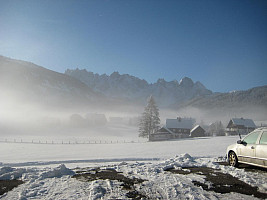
[
  {"x1": 40, "y1": 164, "x2": 75, "y2": 179},
  {"x1": 0, "y1": 164, "x2": 74, "y2": 182}
]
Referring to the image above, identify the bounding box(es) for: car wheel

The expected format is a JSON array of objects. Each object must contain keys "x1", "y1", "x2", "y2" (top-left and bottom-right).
[{"x1": 228, "y1": 151, "x2": 238, "y2": 167}]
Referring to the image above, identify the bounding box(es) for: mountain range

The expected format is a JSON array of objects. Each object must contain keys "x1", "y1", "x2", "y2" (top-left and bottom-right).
[
  {"x1": 1, "y1": 55, "x2": 267, "y2": 118},
  {"x1": 65, "y1": 69, "x2": 212, "y2": 107}
]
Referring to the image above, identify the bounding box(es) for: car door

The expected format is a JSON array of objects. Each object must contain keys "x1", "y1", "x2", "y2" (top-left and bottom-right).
[
  {"x1": 237, "y1": 131, "x2": 261, "y2": 164},
  {"x1": 255, "y1": 131, "x2": 267, "y2": 167}
]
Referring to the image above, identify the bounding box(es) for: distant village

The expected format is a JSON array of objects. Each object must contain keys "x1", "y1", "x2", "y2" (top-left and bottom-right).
[
  {"x1": 68, "y1": 113, "x2": 266, "y2": 142},
  {"x1": 149, "y1": 117, "x2": 261, "y2": 142}
]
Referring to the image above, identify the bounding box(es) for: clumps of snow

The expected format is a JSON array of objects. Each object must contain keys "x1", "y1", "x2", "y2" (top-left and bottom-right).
[
  {"x1": 118, "y1": 161, "x2": 128, "y2": 166},
  {"x1": 89, "y1": 183, "x2": 107, "y2": 199},
  {"x1": 0, "y1": 167, "x2": 27, "y2": 180},
  {"x1": 0, "y1": 167, "x2": 14, "y2": 175},
  {"x1": 0, "y1": 164, "x2": 74, "y2": 181},
  {"x1": 161, "y1": 153, "x2": 196, "y2": 170},
  {"x1": 40, "y1": 164, "x2": 75, "y2": 179}
]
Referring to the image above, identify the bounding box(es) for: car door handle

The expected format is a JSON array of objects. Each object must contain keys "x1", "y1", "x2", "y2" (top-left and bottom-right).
[{"x1": 251, "y1": 146, "x2": 255, "y2": 149}]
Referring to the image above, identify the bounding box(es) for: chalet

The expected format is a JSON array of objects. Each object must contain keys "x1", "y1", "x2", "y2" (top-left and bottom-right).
[
  {"x1": 149, "y1": 117, "x2": 195, "y2": 141},
  {"x1": 190, "y1": 125, "x2": 205, "y2": 137},
  {"x1": 226, "y1": 118, "x2": 256, "y2": 135}
]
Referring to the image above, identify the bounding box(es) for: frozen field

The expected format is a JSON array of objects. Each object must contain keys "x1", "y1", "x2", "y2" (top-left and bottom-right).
[{"x1": 1, "y1": 136, "x2": 267, "y2": 199}]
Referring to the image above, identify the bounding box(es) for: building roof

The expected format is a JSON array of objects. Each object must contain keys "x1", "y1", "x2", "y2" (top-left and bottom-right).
[
  {"x1": 190, "y1": 125, "x2": 202, "y2": 133},
  {"x1": 229, "y1": 118, "x2": 256, "y2": 128},
  {"x1": 166, "y1": 118, "x2": 194, "y2": 129}
]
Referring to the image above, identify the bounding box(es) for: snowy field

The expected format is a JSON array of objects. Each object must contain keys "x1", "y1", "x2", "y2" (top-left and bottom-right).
[
  {"x1": 1, "y1": 136, "x2": 267, "y2": 199},
  {"x1": 0, "y1": 136, "x2": 237, "y2": 165}
]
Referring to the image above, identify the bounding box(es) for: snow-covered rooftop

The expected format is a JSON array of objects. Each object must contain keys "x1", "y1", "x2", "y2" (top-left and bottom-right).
[
  {"x1": 231, "y1": 118, "x2": 256, "y2": 128},
  {"x1": 190, "y1": 125, "x2": 201, "y2": 133},
  {"x1": 166, "y1": 118, "x2": 194, "y2": 129}
]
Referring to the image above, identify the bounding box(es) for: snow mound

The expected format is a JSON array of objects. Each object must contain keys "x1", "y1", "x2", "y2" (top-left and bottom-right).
[
  {"x1": 162, "y1": 153, "x2": 196, "y2": 170},
  {"x1": 0, "y1": 167, "x2": 27, "y2": 180},
  {"x1": 40, "y1": 164, "x2": 75, "y2": 179}
]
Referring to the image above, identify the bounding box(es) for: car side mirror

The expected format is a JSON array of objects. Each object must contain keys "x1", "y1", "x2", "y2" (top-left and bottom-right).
[{"x1": 237, "y1": 140, "x2": 242, "y2": 144}]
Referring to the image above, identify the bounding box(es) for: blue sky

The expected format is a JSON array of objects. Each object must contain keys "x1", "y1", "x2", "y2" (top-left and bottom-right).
[{"x1": 0, "y1": 0, "x2": 266, "y2": 92}]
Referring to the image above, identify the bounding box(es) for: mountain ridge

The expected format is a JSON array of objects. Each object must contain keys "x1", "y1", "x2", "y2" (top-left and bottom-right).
[
  {"x1": 0, "y1": 55, "x2": 105, "y2": 110},
  {"x1": 65, "y1": 68, "x2": 212, "y2": 106}
]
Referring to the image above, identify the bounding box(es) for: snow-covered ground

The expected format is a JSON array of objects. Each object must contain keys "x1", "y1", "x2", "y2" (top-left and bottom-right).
[
  {"x1": 0, "y1": 136, "x2": 236, "y2": 165},
  {"x1": 1, "y1": 136, "x2": 266, "y2": 199}
]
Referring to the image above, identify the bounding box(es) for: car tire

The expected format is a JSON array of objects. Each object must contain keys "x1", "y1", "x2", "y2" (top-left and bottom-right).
[{"x1": 228, "y1": 151, "x2": 239, "y2": 167}]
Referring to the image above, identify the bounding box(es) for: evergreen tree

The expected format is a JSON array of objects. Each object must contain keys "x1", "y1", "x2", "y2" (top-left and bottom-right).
[{"x1": 139, "y1": 96, "x2": 160, "y2": 138}]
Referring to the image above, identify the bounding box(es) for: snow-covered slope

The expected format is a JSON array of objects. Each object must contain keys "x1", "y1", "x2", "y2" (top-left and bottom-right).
[
  {"x1": 0, "y1": 56, "x2": 103, "y2": 109},
  {"x1": 177, "y1": 85, "x2": 267, "y2": 119},
  {"x1": 183, "y1": 85, "x2": 267, "y2": 108},
  {"x1": 65, "y1": 69, "x2": 212, "y2": 106}
]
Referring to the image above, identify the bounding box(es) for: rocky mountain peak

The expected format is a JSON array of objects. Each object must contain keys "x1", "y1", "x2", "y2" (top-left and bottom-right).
[
  {"x1": 179, "y1": 77, "x2": 194, "y2": 88},
  {"x1": 156, "y1": 78, "x2": 167, "y2": 85},
  {"x1": 110, "y1": 71, "x2": 120, "y2": 79},
  {"x1": 195, "y1": 81, "x2": 206, "y2": 90}
]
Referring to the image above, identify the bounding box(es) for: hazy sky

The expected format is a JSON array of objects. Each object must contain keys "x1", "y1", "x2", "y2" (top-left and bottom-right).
[{"x1": 0, "y1": 0, "x2": 266, "y2": 92}]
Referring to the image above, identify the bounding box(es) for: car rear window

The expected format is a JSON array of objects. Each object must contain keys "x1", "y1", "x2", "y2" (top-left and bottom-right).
[
  {"x1": 243, "y1": 131, "x2": 260, "y2": 144},
  {"x1": 259, "y1": 131, "x2": 267, "y2": 145}
]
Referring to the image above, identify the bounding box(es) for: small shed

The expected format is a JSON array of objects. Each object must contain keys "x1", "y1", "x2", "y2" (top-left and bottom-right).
[{"x1": 190, "y1": 125, "x2": 205, "y2": 137}]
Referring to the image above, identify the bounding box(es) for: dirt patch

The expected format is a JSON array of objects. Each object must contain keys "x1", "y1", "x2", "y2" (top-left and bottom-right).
[
  {"x1": 0, "y1": 180, "x2": 24, "y2": 195},
  {"x1": 166, "y1": 166, "x2": 267, "y2": 199},
  {"x1": 73, "y1": 168, "x2": 147, "y2": 199},
  {"x1": 217, "y1": 162, "x2": 267, "y2": 173}
]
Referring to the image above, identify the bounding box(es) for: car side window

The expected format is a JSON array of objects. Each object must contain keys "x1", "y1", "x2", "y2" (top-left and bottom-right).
[
  {"x1": 259, "y1": 131, "x2": 267, "y2": 145},
  {"x1": 243, "y1": 131, "x2": 260, "y2": 144}
]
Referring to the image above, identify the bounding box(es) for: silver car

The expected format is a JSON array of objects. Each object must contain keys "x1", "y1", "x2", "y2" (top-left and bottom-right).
[{"x1": 227, "y1": 127, "x2": 267, "y2": 168}]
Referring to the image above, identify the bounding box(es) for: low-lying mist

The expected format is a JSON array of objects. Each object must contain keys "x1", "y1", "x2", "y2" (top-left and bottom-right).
[
  {"x1": 1, "y1": 86, "x2": 266, "y2": 140},
  {"x1": 0, "y1": 92, "x2": 142, "y2": 140}
]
